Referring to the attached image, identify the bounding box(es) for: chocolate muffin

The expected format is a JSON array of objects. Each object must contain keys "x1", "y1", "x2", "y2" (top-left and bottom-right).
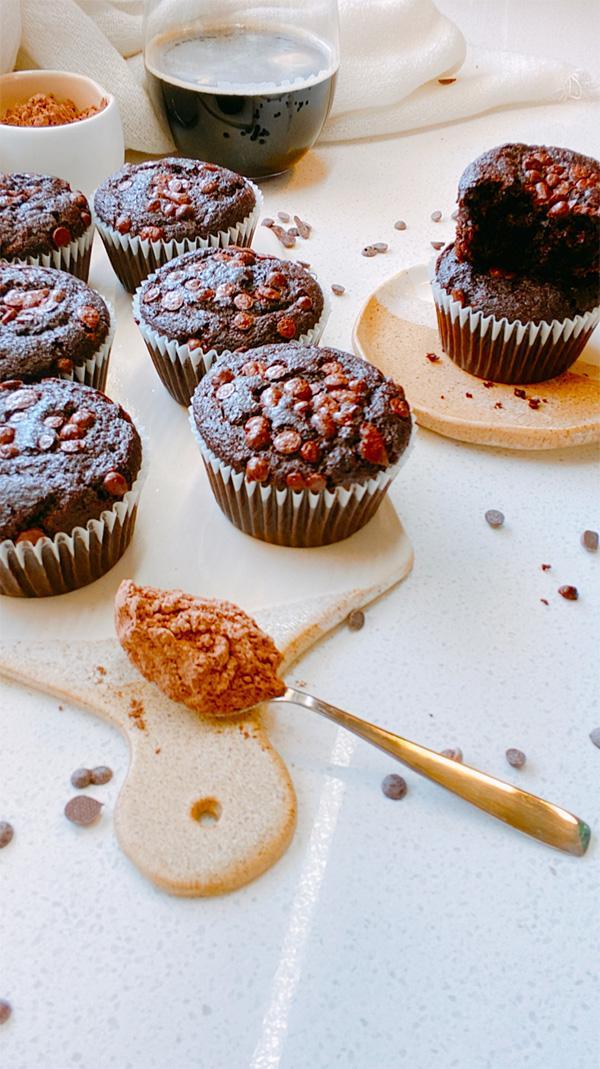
[
  {"x1": 135, "y1": 246, "x2": 327, "y2": 405},
  {"x1": 190, "y1": 343, "x2": 412, "y2": 546},
  {"x1": 0, "y1": 172, "x2": 94, "y2": 281},
  {"x1": 0, "y1": 378, "x2": 143, "y2": 596},
  {"x1": 432, "y1": 245, "x2": 600, "y2": 384},
  {"x1": 0, "y1": 264, "x2": 113, "y2": 390},
  {"x1": 454, "y1": 144, "x2": 600, "y2": 281},
  {"x1": 94, "y1": 158, "x2": 261, "y2": 293}
]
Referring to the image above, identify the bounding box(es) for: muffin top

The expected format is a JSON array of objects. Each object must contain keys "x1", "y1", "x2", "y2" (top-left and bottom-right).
[
  {"x1": 192, "y1": 343, "x2": 412, "y2": 491},
  {"x1": 136, "y1": 246, "x2": 324, "y2": 352},
  {"x1": 0, "y1": 264, "x2": 110, "y2": 383},
  {"x1": 435, "y1": 245, "x2": 599, "y2": 324},
  {"x1": 0, "y1": 172, "x2": 92, "y2": 260},
  {"x1": 0, "y1": 378, "x2": 142, "y2": 542},
  {"x1": 94, "y1": 158, "x2": 256, "y2": 243},
  {"x1": 454, "y1": 143, "x2": 600, "y2": 279}
]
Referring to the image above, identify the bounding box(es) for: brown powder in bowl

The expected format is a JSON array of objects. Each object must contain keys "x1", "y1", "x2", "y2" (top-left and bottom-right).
[
  {"x1": 1, "y1": 93, "x2": 108, "y2": 128},
  {"x1": 114, "y1": 580, "x2": 285, "y2": 717}
]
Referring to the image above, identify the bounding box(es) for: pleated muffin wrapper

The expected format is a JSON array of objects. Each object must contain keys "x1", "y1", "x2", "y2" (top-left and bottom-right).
[
  {"x1": 55, "y1": 296, "x2": 116, "y2": 393},
  {"x1": 189, "y1": 410, "x2": 406, "y2": 548},
  {"x1": 4, "y1": 224, "x2": 95, "y2": 283},
  {"x1": 94, "y1": 181, "x2": 263, "y2": 295},
  {"x1": 0, "y1": 419, "x2": 148, "y2": 599},
  {"x1": 431, "y1": 277, "x2": 600, "y2": 386},
  {"x1": 133, "y1": 284, "x2": 330, "y2": 407}
]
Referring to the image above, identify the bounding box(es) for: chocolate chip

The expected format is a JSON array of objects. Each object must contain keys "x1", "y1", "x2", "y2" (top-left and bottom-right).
[
  {"x1": 347, "y1": 609, "x2": 365, "y2": 631},
  {"x1": 438, "y1": 77, "x2": 456, "y2": 85},
  {"x1": 271, "y1": 225, "x2": 296, "y2": 248},
  {"x1": 589, "y1": 727, "x2": 600, "y2": 749},
  {"x1": 0, "y1": 426, "x2": 15, "y2": 444},
  {"x1": 90, "y1": 766, "x2": 113, "y2": 785},
  {"x1": 273, "y1": 429, "x2": 302, "y2": 455},
  {"x1": 70, "y1": 409, "x2": 95, "y2": 430},
  {"x1": 52, "y1": 225, "x2": 71, "y2": 248},
  {"x1": 244, "y1": 415, "x2": 271, "y2": 449},
  {"x1": 581, "y1": 530, "x2": 598, "y2": 552},
  {"x1": 0, "y1": 999, "x2": 12, "y2": 1025},
  {"x1": 59, "y1": 422, "x2": 84, "y2": 441},
  {"x1": 426, "y1": 352, "x2": 440, "y2": 363},
  {"x1": 373, "y1": 242, "x2": 388, "y2": 253},
  {"x1": 70, "y1": 767, "x2": 92, "y2": 789},
  {"x1": 60, "y1": 440, "x2": 85, "y2": 454},
  {"x1": 162, "y1": 290, "x2": 183, "y2": 312},
  {"x1": 430, "y1": 241, "x2": 444, "y2": 250},
  {"x1": 505, "y1": 748, "x2": 526, "y2": 768},
  {"x1": 0, "y1": 821, "x2": 14, "y2": 848},
  {"x1": 115, "y1": 215, "x2": 131, "y2": 234},
  {"x1": 331, "y1": 284, "x2": 345, "y2": 295},
  {"x1": 485, "y1": 509, "x2": 504, "y2": 528},
  {"x1": 287, "y1": 227, "x2": 299, "y2": 238},
  {"x1": 246, "y1": 456, "x2": 270, "y2": 482},
  {"x1": 277, "y1": 211, "x2": 290, "y2": 223},
  {"x1": 361, "y1": 245, "x2": 378, "y2": 257},
  {"x1": 64, "y1": 795, "x2": 103, "y2": 826},
  {"x1": 37, "y1": 433, "x2": 56, "y2": 451},
  {"x1": 541, "y1": 563, "x2": 551, "y2": 571},
  {"x1": 293, "y1": 215, "x2": 311, "y2": 239},
  {"x1": 381, "y1": 774, "x2": 407, "y2": 799},
  {"x1": 277, "y1": 317, "x2": 297, "y2": 339},
  {"x1": 394, "y1": 220, "x2": 407, "y2": 230},
  {"x1": 103, "y1": 470, "x2": 128, "y2": 497},
  {"x1": 558, "y1": 585, "x2": 578, "y2": 601},
  {"x1": 261, "y1": 217, "x2": 274, "y2": 228},
  {"x1": 56, "y1": 357, "x2": 74, "y2": 375},
  {"x1": 441, "y1": 747, "x2": 463, "y2": 762},
  {"x1": 430, "y1": 210, "x2": 442, "y2": 222}
]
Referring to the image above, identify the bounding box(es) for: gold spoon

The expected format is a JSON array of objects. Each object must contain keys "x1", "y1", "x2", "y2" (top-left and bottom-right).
[{"x1": 270, "y1": 687, "x2": 591, "y2": 857}]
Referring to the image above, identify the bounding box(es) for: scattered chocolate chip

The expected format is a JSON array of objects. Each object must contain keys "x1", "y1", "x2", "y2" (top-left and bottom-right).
[
  {"x1": 70, "y1": 767, "x2": 92, "y2": 789},
  {"x1": 494, "y1": 401, "x2": 504, "y2": 410},
  {"x1": 347, "y1": 609, "x2": 365, "y2": 631},
  {"x1": 430, "y1": 241, "x2": 444, "y2": 250},
  {"x1": 277, "y1": 211, "x2": 290, "y2": 223},
  {"x1": 394, "y1": 220, "x2": 407, "y2": 230},
  {"x1": 381, "y1": 774, "x2": 407, "y2": 800},
  {"x1": 438, "y1": 77, "x2": 457, "y2": 85},
  {"x1": 293, "y1": 215, "x2": 311, "y2": 239},
  {"x1": 581, "y1": 530, "x2": 598, "y2": 552},
  {"x1": 52, "y1": 225, "x2": 71, "y2": 248},
  {"x1": 64, "y1": 795, "x2": 103, "y2": 826},
  {"x1": 506, "y1": 748, "x2": 526, "y2": 768},
  {"x1": 430, "y1": 210, "x2": 442, "y2": 222},
  {"x1": 485, "y1": 509, "x2": 504, "y2": 528},
  {"x1": 90, "y1": 766, "x2": 113, "y2": 786},
  {"x1": 287, "y1": 227, "x2": 299, "y2": 238},
  {"x1": 331, "y1": 284, "x2": 345, "y2": 295},
  {"x1": 541, "y1": 563, "x2": 551, "y2": 571},
  {"x1": 540, "y1": 598, "x2": 549, "y2": 605},
  {"x1": 271, "y1": 225, "x2": 296, "y2": 248},
  {"x1": 465, "y1": 392, "x2": 473, "y2": 399},
  {"x1": 483, "y1": 381, "x2": 495, "y2": 388},
  {"x1": 361, "y1": 245, "x2": 378, "y2": 257},
  {"x1": 558, "y1": 585, "x2": 578, "y2": 601},
  {"x1": 589, "y1": 727, "x2": 600, "y2": 749},
  {"x1": 0, "y1": 821, "x2": 14, "y2": 848},
  {"x1": 103, "y1": 470, "x2": 128, "y2": 497},
  {"x1": 514, "y1": 388, "x2": 527, "y2": 399},
  {"x1": 372, "y1": 242, "x2": 388, "y2": 253},
  {"x1": 0, "y1": 1000, "x2": 12, "y2": 1025},
  {"x1": 441, "y1": 747, "x2": 463, "y2": 762},
  {"x1": 426, "y1": 352, "x2": 440, "y2": 363},
  {"x1": 528, "y1": 398, "x2": 541, "y2": 410},
  {"x1": 261, "y1": 217, "x2": 274, "y2": 228}
]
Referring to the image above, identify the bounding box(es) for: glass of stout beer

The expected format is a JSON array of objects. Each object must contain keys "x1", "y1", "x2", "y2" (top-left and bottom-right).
[{"x1": 144, "y1": 0, "x2": 340, "y2": 178}]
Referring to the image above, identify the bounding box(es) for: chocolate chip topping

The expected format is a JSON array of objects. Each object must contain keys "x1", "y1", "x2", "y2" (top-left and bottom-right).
[
  {"x1": 192, "y1": 343, "x2": 412, "y2": 492},
  {"x1": 436, "y1": 245, "x2": 599, "y2": 324},
  {"x1": 0, "y1": 172, "x2": 91, "y2": 261},
  {"x1": 0, "y1": 378, "x2": 142, "y2": 543},
  {"x1": 94, "y1": 158, "x2": 256, "y2": 243},
  {"x1": 0, "y1": 264, "x2": 110, "y2": 383},
  {"x1": 454, "y1": 143, "x2": 600, "y2": 282},
  {"x1": 136, "y1": 246, "x2": 324, "y2": 354},
  {"x1": 64, "y1": 795, "x2": 103, "y2": 826}
]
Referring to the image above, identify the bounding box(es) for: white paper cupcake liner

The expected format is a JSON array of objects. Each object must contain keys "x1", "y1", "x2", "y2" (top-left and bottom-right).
[
  {"x1": 0, "y1": 412, "x2": 148, "y2": 598},
  {"x1": 188, "y1": 409, "x2": 403, "y2": 547},
  {"x1": 3, "y1": 225, "x2": 95, "y2": 283},
  {"x1": 56, "y1": 297, "x2": 116, "y2": 393},
  {"x1": 133, "y1": 284, "x2": 330, "y2": 407},
  {"x1": 431, "y1": 277, "x2": 600, "y2": 385},
  {"x1": 94, "y1": 181, "x2": 263, "y2": 294}
]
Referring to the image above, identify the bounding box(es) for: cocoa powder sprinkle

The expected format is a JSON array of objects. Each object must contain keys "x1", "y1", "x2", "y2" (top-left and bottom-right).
[{"x1": 2, "y1": 92, "x2": 107, "y2": 127}]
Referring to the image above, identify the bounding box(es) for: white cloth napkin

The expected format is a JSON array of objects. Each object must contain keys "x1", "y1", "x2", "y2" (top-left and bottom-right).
[{"x1": 1, "y1": 0, "x2": 594, "y2": 154}]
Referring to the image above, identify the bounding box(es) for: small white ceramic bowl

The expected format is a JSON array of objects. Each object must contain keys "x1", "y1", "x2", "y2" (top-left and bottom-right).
[{"x1": 0, "y1": 70, "x2": 124, "y2": 198}]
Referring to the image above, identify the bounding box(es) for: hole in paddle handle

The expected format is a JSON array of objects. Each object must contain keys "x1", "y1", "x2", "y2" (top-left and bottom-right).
[{"x1": 190, "y1": 797, "x2": 222, "y2": 826}]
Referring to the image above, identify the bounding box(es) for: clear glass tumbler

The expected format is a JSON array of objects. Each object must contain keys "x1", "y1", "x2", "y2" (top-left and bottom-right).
[{"x1": 144, "y1": 0, "x2": 340, "y2": 178}]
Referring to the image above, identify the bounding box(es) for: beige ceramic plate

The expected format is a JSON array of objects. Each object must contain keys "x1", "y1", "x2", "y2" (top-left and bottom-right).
[{"x1": 353, "y1": 264, "x2": 600, "y2": 450}]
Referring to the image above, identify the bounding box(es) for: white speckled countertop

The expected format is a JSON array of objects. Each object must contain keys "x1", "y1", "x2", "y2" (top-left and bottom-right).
[{"x1": 1, "y1": 3, "x2": 599, "y2": 1067}]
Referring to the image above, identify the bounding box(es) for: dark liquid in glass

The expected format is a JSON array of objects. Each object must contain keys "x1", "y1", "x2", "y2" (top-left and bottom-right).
[{"x1": 146, "y1": 29, "x2": 337, "y2": 178}]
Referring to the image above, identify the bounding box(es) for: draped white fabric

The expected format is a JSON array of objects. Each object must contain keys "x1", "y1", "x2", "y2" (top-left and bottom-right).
[{"x1": 1, "y1": 0, "x2": 592, "y2": 154}]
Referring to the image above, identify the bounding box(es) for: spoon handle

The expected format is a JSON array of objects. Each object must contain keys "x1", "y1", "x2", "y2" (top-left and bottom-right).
[{"x1": 274, "y1": 688, "x2": 590, "y2": 857}]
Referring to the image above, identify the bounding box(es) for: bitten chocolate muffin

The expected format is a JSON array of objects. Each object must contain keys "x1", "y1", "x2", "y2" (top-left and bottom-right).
[
  {"x1": 0, "y1": 378, "x2": 142, "y2": 596},
  {"x1": 94, "y1": 158, "x2": 260, "y2": 293},
  {"x1": 454, "y1": 143, "x2": 600, "y2": 281},
  {"x1": 0, "y1": 264, "x2": 112, "y2": 387},
  {"x1": 135, "y1": 246, "x2": 326, "y2": 405},
  {"x1": 191, "y1": 343, "x2": 411, "y2": 546},
  {"x1": 0, "y1": 173, "x2": 93, "y2": 280},
  {"x1": 436, "y1": 245, "x2": 599, "y2": 324}
]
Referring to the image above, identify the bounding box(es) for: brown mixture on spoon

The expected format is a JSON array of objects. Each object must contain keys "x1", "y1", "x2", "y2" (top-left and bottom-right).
[{"x1": 114, "y1": 580, "x2": 285, "y2": 717}]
